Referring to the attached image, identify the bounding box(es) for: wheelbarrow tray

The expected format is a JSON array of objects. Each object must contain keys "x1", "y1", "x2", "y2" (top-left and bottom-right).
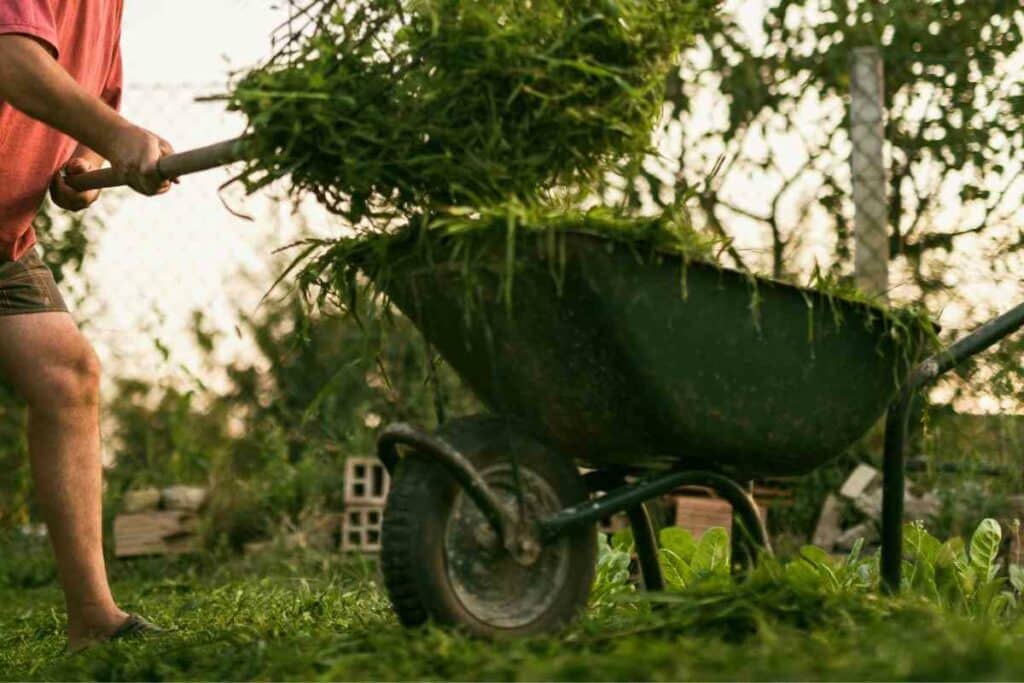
[{"x1": 370, "y1": 228, "x2": 927, "y2": 478}]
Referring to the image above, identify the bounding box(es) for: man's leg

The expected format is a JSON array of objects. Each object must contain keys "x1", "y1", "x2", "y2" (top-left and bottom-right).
[{"x1": 0, "y1": 311, "x2": 127, "y2": 648}]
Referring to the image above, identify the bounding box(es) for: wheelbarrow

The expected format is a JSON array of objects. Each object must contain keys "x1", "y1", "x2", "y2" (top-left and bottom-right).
[
  {"x1": 364, "y1": 225, "x2": 1024, "y2": 637},
  {"x1": 69, "y1": 147, "x2": 1024, "y2": 635}
]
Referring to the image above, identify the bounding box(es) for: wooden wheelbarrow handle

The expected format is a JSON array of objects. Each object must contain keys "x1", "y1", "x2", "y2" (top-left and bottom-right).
[{"x1": 65, "y1": 137, "x2": 247, "y2": 192}]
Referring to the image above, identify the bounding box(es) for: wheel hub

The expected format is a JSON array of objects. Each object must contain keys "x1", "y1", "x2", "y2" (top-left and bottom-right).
[{"x1": 444, "y1": 464, "x2": 570, "y2": 629}]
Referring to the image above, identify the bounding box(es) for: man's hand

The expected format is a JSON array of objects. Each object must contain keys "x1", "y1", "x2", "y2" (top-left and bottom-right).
[
  {"x1": 0, "y1": 35, "x2": 174, "y2": 198},
  {"x1": 102, "y1": 123, "x2": 174, "y2": 196},
  {"x1": 50, "y1": 157, "x2": 101, "y2": 211}
]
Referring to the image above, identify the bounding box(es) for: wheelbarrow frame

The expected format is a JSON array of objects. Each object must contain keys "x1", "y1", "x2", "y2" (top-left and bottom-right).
[
  {"x1": 880, "y1": 300, "x2": 1024, "y2": 591},
  {"x1": 378, "y1": 300, "x2": 1024, "y2": 596}
]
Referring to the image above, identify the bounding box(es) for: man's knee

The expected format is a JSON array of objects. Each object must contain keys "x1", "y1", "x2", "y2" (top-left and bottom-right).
[{"x1": 34, "y1": 346, "x2": 101, "y2": 412}]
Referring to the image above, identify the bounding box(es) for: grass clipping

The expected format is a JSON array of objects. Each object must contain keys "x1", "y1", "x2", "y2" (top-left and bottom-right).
[{"x1": 229, "y1": 0, "x2": 717, "y2": 223}]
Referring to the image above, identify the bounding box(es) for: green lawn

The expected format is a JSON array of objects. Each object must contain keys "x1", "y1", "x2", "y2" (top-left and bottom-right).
[{"x1": 3, "y1": 544, "x2": 1024, "y2": 681}]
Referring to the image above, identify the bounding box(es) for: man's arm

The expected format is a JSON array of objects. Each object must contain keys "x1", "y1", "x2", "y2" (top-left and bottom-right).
[{"x1": 0, "y1": 34, "x2": 171, "y2": 196}]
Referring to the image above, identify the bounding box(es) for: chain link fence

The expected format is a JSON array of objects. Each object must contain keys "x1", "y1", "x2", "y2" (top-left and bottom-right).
[{"x1": 59, "y1": 83, "x2": 338, "y2": 393}]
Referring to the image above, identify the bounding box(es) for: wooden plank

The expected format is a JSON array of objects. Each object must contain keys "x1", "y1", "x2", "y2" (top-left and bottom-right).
[
  {"x1": 114, "y1": 511, "x2": 199, "y2": 558},
  {"x1": 674, "y1": 495, "x2": 768, "y2": 539}
]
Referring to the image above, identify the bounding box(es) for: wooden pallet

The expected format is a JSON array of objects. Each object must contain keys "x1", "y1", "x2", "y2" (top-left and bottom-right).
[{"x1": 114, "y1": 511, "x2": 199, "y2": 558}]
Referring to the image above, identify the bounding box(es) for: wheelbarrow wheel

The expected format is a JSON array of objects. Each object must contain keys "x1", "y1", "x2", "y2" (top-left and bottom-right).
[{"x1": 381, "y1": 415, "x2": 596, "y2": 637}]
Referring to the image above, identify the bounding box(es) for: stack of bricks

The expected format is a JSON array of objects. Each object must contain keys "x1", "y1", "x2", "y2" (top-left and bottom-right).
[
  {"x1": 673, "y1": 487, "x2": 767, "y2": 539},
  {"x1": 340, "y1": 457, "x2": 391, "y2": 554}
]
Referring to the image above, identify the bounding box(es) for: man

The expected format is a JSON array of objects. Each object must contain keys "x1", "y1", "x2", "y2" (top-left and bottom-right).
[{"x1": 0, "y1": 1, "x2": 173, "y2": 651}]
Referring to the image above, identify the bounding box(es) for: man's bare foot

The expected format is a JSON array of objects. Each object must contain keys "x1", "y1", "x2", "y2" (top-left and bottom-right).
[{"x1": 66, "y1": 605, "x2": 130, "y2": 652}]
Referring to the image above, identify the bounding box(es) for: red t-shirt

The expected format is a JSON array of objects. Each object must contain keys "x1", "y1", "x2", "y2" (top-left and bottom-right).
[{"x1": 0, "y1": 0, "x2": 123, "y2": 261}]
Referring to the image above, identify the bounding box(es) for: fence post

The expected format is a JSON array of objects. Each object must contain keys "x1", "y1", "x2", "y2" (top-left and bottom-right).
[{"x1": 850, "y1": 47, "x2": 890, "y2": 300}]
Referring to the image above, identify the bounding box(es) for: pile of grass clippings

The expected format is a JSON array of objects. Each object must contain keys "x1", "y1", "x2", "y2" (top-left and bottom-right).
[
  {"x1": 293, "y1": 201, "x2": 723, "y2": 311},
  {"x1": 229, "y1": 0, "x2": 717, "y2": 224}
]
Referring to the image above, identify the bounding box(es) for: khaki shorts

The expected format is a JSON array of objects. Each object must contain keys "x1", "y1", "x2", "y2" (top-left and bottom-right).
[{"x1": 0, "y1": 249, "x2": 68, "y2": 316}]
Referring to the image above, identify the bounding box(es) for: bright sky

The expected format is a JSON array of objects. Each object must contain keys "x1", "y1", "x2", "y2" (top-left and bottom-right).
[{"x1": 122, "y1": 0, "x2": 285, "y2": 84}]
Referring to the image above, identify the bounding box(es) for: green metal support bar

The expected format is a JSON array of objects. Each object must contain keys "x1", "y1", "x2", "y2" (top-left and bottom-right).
[
  {"x1": 626, "y1": 504, "x2": 664, "y2": 591},
  {"x1": 538, "y1": 469, "x2": 771, "y2": 555},
  {"x1": 881, "y1": 301, "x2": 1024, "y2": 592}
]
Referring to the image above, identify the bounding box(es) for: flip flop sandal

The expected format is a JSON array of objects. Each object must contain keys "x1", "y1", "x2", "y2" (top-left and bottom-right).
[{"x1": 109, "y1": 614, "x2": 163, "y2": 642}]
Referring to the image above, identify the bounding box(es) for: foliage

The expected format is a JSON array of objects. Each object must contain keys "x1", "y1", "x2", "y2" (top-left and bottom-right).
[
  {"x1": 0, "y1": 381, "x2": 30, "y2": 532},
  {"x1": 902, "y1": 518, "x2": 1015, "y2": 616},
  {"x1": 658, "y1": 526, "x2": 731, "y2": 588},
  {"x1": 589, "y1": 530, "x2": 636, "y2": 616},
  {"x1": 31, "y1": 202, "x2": 99, "y2": 290},
  {"x1": 106, "y1": 381, "x2": 233, "y2": 493},
  {"x1": 588, "y1": 519, "x2": 1021, "y2": 624},
  {"x1": 104, "y1": 297, "x2": 475, "y2": 549},
  {"x1": 638, "y1": 0, "x2": 1023, "y2": 288},
  {"x1": 0, "y1": 532, "x2": 57, "y2": 591},
  {"x1": 229, "y1": 0, "x2": 717, "y2": 224}
]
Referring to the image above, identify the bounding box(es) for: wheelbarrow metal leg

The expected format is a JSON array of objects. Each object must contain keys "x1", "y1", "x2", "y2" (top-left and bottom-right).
[
  {"x1": 626, "y1": 504, "x2": 664, "y2": 592},
  {"x1": 881, "y1": 393, "x2": 913, "y2": 593}
]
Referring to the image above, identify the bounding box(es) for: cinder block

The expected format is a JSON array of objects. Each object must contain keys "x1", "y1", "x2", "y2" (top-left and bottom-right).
[
  {"x1": 344, "y1": 457, "x2": 390, "y2": 506},
  {"x1": 812, "y1": 494, "x2": 843, "y2": 549},
  {"x1": 161, "y1": 485, "x2": 208, "y2": 512},
  {"x1": 341, "y1": 506, "x2": 383, "y2": 553},
  {"x1": 122, "y1": 488, "x2": 161, "y2": 513},
  {"x1": 839, "y1": 464, "x2": 880, "y2": 500}
]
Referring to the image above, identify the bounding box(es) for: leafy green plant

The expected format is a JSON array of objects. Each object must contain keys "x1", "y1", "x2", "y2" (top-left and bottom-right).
[
  {"x1": 600, "y1": 520, "x2": 1021, "y2": 621},
  {"x1": 903, "y1": 519, "x2": 1017, "y2": 616},
  {"x1": 658, "y1": 526, "x2": 730, "y2": 589},
  {"x1": 590, "y1": 530, "x2": 636, "y2": 614},
  {"x1": 784, "y1": 539, "x2": 876, "y2": 594}
]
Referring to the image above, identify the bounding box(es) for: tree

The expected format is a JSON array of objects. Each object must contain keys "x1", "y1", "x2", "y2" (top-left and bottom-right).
[{"x1": 624, "y1": 0, "x2": 1022, "y2": 309}]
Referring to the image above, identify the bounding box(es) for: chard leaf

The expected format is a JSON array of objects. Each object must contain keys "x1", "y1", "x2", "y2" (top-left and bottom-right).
[
  {"x1": 969, "y1": 518, "x2": 1002, "y2": 581},
  {"x1": 692, "y1": 527, "x2": 730, "y2": 576},
  {"x1": 659, "y1": 526, "x2": 697, "y2": 564},
  {"x1": 1010, "y1": 564, "x2": 1024, "y2": 594}
]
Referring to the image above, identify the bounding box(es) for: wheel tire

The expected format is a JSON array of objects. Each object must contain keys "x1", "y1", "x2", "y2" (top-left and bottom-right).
[{"x1": 380, "y1": 415, "x2": 597, "y2": 637}]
